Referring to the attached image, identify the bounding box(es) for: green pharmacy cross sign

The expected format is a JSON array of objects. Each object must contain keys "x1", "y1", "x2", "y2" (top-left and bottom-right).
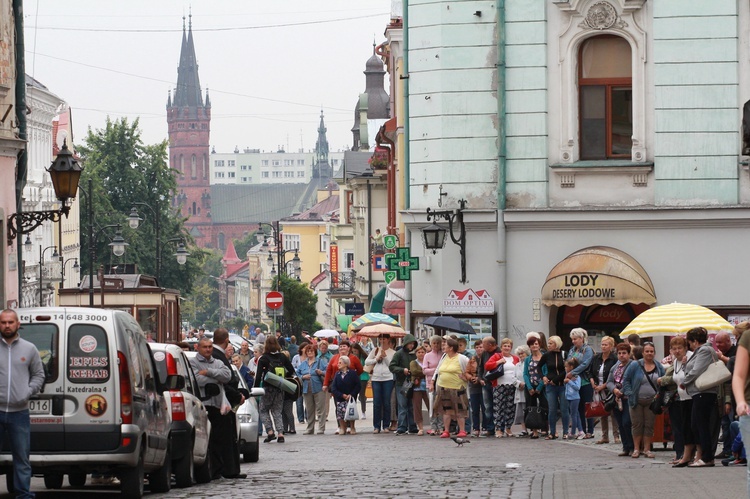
[{"x1": 384, "y1": 247, "x2": 419, "y2": 281}]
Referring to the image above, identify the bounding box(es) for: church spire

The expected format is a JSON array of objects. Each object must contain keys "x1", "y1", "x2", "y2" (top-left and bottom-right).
[
  {"x1": 313, "y1": 110, "x2": 331, "y2": 179},
  {"x1": 172, "y1": 15, "x2": 204, "y2": 109}
]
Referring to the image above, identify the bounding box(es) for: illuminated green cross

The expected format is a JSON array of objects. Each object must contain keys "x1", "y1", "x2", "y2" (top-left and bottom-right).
[{"x1": 385, "y1": 247, "x2": 419, "y2": 281}]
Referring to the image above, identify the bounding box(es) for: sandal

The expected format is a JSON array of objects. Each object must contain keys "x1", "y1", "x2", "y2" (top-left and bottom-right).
[
  {"x1": 595, "y1": 439, "x2": 610, "y2": 444},
  {"x1": 373, "y1": 429, "x2": 380, "y2": 434},
  {"x1": 644, "y1": 451, "x2": 655, "y2": 458},
  {"x1": 631, "y1": 450, "x2": 640, "y2": 458},
  {"x1": 545, "y1": 434, "x2": 557, "y2": 440},
  {"x1": 688, "y1": 459, "x2": 715, "y2": 467},
  {"x1": 417, "y1": 430, "x2": 424, "y2": 436},
  {"x1": 440, "y1": 431, "x2": 450, "y2": 438}
]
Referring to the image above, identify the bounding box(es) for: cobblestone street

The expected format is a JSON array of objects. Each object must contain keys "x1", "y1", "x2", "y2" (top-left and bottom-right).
[{"x1": 2, "y1": 403, "x2": 746, "y2": 498}]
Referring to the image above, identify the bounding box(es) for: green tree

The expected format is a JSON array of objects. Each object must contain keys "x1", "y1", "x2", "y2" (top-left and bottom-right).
[
  {"x1": 77, "y1": 117, "x2": 204, "y2": 294},
  {"x1": 275, "y1": 274, "x2": 320, "y2": 336},
  {"x1": 233, "y1": 231, "x2": 259, "y2": 260},
  {"x1": 182, "y1": 249, "x2": 223, "y2": 329}
]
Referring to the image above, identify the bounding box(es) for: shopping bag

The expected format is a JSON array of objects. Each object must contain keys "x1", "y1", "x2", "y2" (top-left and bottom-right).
[{"x1": 344, "y1": 396, "x2": 359, "y2": 421}]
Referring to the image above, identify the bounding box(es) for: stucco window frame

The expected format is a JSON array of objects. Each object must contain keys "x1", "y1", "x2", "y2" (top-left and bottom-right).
[{"x1": 556, "y1": 1, "x2": 647, "y2": 165}]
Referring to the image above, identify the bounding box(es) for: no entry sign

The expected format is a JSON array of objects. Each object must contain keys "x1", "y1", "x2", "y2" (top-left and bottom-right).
[{"x1": 265, "y1": 291, "x2": 284, "y2": 310}]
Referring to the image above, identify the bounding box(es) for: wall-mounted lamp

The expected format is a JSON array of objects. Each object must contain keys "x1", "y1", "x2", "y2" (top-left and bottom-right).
[{"x1": 421, "y1": 199, "x2": 467, "y2": 283}]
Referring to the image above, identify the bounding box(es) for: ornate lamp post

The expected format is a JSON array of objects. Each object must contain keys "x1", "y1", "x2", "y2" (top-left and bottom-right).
[{"x1": 422, "y1": 199, "x2": 468, "y2": 283}]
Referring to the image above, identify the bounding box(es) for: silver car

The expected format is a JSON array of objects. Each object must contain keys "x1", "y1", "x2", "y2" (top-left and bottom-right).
[{"x1": 232, "y1": 366, "x2": 264, "y2": 463}]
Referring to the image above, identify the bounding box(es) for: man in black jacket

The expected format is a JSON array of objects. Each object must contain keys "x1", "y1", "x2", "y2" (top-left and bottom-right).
[
  {"x1": 212, "y1": 328, "x2": 246, "y2": 479},
  {"x1": 389, "y1": 334, "x2": 419, "y2": 435}
]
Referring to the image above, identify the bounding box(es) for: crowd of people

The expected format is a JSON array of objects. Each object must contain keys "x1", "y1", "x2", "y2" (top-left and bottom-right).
[{"x1": 208, "y1": 323, "x2": 750, "y2": 488}]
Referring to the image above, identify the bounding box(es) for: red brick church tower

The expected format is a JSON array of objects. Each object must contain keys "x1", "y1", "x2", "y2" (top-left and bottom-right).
[{"x1": 168, "y1": 15, "x2": 212, "y2": 246}]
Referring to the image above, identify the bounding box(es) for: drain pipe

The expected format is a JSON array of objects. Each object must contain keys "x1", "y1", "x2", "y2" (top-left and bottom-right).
[
  {"x1": 496, "y1": 0, "x2": 508, "y2": 338},
  {"x1": 14, "y1": 0, "x2": 28, "y2": 299}
]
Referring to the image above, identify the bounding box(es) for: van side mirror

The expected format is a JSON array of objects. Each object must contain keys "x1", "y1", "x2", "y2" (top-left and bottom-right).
[
  {"x1": 250, "y1": 387, "x2": 265, "y2": 397},
  {"x1": 165, "y1": 374, "x2": 185, "y2": 391}
]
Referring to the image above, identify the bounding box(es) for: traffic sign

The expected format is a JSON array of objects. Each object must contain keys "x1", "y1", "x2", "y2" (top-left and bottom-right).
[{"x1": 265, "y1": 291, "x2": 284, "y2": 310}]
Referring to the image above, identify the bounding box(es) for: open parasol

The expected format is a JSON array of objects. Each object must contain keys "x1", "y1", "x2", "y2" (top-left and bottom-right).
[
  {"x1": 619, "y1": 303, "x2": 733, "y2": 338},
  {"x1": 357, "y1": 323, "x2": 407, "y2": 338}
]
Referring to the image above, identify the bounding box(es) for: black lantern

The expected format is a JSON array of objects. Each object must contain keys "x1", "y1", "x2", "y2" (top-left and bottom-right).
[
  {"x1": 422, "y1": 199, "x2": 468, "y2": 283},
  {"x1": 421, "y1": 223, "x2": 447, "y2": 254}
]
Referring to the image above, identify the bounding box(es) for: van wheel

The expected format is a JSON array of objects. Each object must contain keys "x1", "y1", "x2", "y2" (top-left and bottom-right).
[
  {"x1": 245, "y1": 441, "x2": 259, "y2": 463},
  {"x1": 194, "y1": 454, "x2": 211, "y2": 484},
  {"x1": 173, "y1": 444, "x2": 194, "y2": 488},
  {"x1": 69, "y1": 473, "x2": 87, "y2": 487},
  {"x1": 44, "y1": 473, "x2": 64, "y2": 489},
  {"x1": 119, "y1": 452, "x2": 144, "y2": 498},
  {"x1": 148, "y1": 447, "x2": 171, "y2": 493},
  {"x1": 5, "y1": 473, "x2": 14, "y2": 493}
]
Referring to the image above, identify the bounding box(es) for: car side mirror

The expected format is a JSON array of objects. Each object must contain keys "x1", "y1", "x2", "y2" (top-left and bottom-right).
[
  {"x1": 165, "y1": 374, "x2": 185, "y2": 391},
  {"x1": 201, "y1": 383, "x2": 221, "y2": 400},
  {"x1": 250, "y1": 387, "x2": 265, "y2": 397}
]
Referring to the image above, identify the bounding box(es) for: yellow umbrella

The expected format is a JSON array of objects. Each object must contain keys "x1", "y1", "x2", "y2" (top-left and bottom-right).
[
  {"x1": 357, "y1": 323, "x2": 407, "y2": 338},
  {"x1": 619, "y1": 302, "x2": 733, "y2": 338}
]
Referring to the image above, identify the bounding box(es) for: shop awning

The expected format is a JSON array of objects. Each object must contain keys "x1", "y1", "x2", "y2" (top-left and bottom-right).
[
  {"x1": 369, "y1": 287, "x2": 386, "y2": 313},
  {"x1": 541, "y1": 246, "x2": 656, "y2": 307},
  {"x1": 383, "y1": 279, "x2": 406, "y2": 316}
]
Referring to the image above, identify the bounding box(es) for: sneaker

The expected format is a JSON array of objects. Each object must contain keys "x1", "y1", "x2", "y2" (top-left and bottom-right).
[
  {"x1": 396, "y1": 431, "x2": 407, "y2": 435},
  {"x1": 263, "y1": 434, "x2": 277, "y2": 443},
  {"x1": 335, "y1": 428, "x2": 340, "y2": 435},
  {"x1": 360, "y1": 414, "x2": 367, "y2": 420},
  {"x1": 576, "y1": 432, "x2": 586, "y2": 440},
  {"x1": 277, "y1": 436, "x2": 285, "y2": 443}
]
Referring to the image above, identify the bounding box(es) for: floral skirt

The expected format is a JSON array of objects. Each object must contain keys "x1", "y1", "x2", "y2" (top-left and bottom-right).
[
  {"x1": 335, "y1": 400, "x2": 348, "y2": 421},
  {"x1": 435, "y1": 385, "x2": 469, "y2": 419}
]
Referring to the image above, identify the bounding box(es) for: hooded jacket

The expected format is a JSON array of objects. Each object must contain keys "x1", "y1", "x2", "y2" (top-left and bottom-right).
[
  {"x1": 0, "y1": 336, "x2": 45, "y2": 412},
  {"x1": 389, "y1": 334, "x2": 418, "y2": 384}
]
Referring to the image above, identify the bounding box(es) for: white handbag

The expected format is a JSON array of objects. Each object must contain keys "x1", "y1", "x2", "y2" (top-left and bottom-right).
[{"x1": 694, "y1": 360, "x2": 731, "y2": 391}]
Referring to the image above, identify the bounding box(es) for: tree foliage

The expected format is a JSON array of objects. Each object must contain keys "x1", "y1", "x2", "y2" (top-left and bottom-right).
[
  {"x1": 181, "y1": 249, "x2": 222, "y2": 329},
  {"x1": 77, "y1": 117, "x2": 204, "y2": 294},
  {"x1": 233, "y1": 231, "x2": 259, "y2": 260},
  {"x1": 275, "y1": 274, "x2": 320, "y2": 335}
]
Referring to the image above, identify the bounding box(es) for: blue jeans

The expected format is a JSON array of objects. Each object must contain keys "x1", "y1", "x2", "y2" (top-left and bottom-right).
[
  {"x1": 470, "y1": 391, "x2": 485, "y2": 433},
  {"x1": 296, "y1": 395, "x2": 305, "y2": 423},
  {"x1": 613, "y1": 400, "x2": 634, "y2": 453},
  {"x1": 545, "y1": 384, "x2": 568, "y2": 437},
  {"x1": 0, "y1": 410, "x2": 33, "y2": 499},
  {"x1": 372, "y1": 380, "x2": 394, "y2": 431},
  {"x1": 482, "y1": 384, "x2": 495, "y2": 433},
  {"x1": 396, "y1": 385, "x2": 417, "y2": 433},
  {"x1": 739, "y1": 416, "x2": 750, "y2": 497},
  {"x1": 568, "y1": 398, "x2": 583, "y2": 434}
]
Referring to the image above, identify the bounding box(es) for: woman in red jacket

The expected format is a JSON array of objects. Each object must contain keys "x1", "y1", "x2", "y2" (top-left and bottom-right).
[{"x1": 485, "y1": 338, "x2": 520, "y2": 438}]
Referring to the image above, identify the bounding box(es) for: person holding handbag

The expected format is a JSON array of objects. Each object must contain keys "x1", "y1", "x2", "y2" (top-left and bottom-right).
[
  {"x1": 410, "y1": 345, "x2": 430, "y2": 435},
  {"x1": 607, "y1": 342, "x2": 634, "y2": 457},
  {"x1": 330, "y1": 356, "x2": 360, "y2": 435},
  {"x1": 296, "y1": 344, "x2": 329, "y2": 435},
  {"x1": 523, "y1": 336, "x2": 548, "y2": 439},
  {"x1": 662, "y1": 336, "x2": 695, "y2": 467},
  {"x1": 682, "y1": 326, "x2": 720, "y2": 467},
  {"x1": 485, "y1": 338, "x2": 519, "y2": 438},
  {"x1": 622, "y1": 341, "x2": 665, "y2": 458},
  {"x1": 364, "y1": 336, "x2": 396, "y2": 434},
  {"x1": 566, "y1": 328, "x2": 596, "y2": 438},
  {"x1": 435, "y1": 338, "x2": 470, "y2": 438},
  {"x1": 589, "y1": 335, "x2": 619, "y2": 444},
  {"x1": 539, "y1": 336, "x2": 568, "y2": 440}
]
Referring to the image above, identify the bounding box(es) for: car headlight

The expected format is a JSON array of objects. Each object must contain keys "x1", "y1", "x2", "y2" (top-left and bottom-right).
[{"x1": 237, "y1": 414, "x2": 252, "y2": 424}]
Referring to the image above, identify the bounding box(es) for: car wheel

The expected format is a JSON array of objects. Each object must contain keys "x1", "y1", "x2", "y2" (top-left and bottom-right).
[
  {"x1": 247, "y1": 440, "x2": 259, "y2": 463},
  {"x1": 5, "y1": 473, "x2": 14, "y2": 493},
  {"x1": 194, "y1": 454, "x2": 212, "y2": 484},
  {"x1": 44, "y1": 473, "x2": 64, "y2": 490},
  {"x1": 119, "y1": 450, "x2": 144, "y2": 499},
  {"x1": 173, "y1": 442, "x2": 194, "y2": 488},
  {"x1": 148, "y1": 446, "x2": 171, "y2": 493},
  {"x1": 68, "y1": 472, "x2": 87, "y2": 488}
]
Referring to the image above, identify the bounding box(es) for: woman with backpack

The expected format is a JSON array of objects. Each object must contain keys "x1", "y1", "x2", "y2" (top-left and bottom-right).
[{"x1": 254, "y1": 336, "x2": 295, "y2": 443}]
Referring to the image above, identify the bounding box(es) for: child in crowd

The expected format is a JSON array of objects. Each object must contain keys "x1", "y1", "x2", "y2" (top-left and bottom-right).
[
  {"x1": 564, "y1": 358, "x2": 584, "y2": 440},
  {"x1": 513, "y1": 345, "x2": 530, "y2": 437}
]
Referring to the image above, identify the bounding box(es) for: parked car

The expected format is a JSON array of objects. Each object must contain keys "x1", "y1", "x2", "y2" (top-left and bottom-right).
[
  {"x1": 0, "y1": 308, "x2": 172, "y2": 498},
  {"x1": 232, "y1": 365, "x2": 264, "y2": 463},
  {"x1": 150, "y1": 343, "x2": 212, "y2": 487}
]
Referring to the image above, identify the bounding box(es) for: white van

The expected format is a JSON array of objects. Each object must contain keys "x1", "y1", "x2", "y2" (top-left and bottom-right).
[{"x1": 0, "y1": 307, "x2": 172, "y2": 498}]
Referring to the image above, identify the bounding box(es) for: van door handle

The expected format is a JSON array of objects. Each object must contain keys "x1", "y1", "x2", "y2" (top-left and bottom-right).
[{"x1": 52, "y1": 395, "x2": 64, "y2": 415}]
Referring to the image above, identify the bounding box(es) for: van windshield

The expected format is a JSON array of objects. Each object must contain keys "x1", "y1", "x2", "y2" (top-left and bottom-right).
[
  {"x1": 67, "y1": 325, "x2": 111, "y2": 383},
  {"x1": 19, "y1": 324, "x2": 58, "y2": 383}
]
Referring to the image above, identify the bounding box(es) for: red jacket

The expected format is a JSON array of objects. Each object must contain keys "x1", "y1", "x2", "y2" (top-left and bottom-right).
[
  {"x1": 485, "y1": 353, "x2": 520, "y2": 388},
  {"x1": 323, "y1": 353, "x2": 363, "y2": 387}
]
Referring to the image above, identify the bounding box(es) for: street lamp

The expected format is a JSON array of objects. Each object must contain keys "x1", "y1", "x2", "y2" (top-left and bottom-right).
[
  {"x1": 127, "y1": 204, "x2": 189, "y2": 281},
  {"x1": 62, "y1": 258, "x2": 80, "y2": 286},
  {"x1": 39, "y1": 245, "x2": 59, "y2": 306},
  {"x1": 422, "y1": 198, "x2": 468, "y2": 284},
  {"x1": 7, "y1": 141, "x2": 83, "y2": 245}
]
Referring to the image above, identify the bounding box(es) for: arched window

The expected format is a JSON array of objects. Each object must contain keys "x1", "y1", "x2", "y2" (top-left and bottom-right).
[
  {"x1": 218, "y1": 233, "x2": 225, "y2": 250},
  {"x1": 191, "y1": 201, "x2": 196, "y2": 215},
  {"x1": 179, "y1": 154, "x2": 184, "y2": 173},
  {"x1": 578, "y1": 36, "x2": 632, "y2": 160},
  {"x1": 191, "y1": 155, "x2": 197, "y2": 178}
]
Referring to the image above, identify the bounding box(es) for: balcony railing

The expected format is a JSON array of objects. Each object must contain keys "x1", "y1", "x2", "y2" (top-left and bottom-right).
[{"x1": 329, "y1": 271, "x2": 356, "y2": 294}]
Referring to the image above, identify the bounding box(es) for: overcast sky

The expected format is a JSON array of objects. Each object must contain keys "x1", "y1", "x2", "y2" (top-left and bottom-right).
[{"x1": 24, "y1": 0, "x2": 392, "y2": 154}]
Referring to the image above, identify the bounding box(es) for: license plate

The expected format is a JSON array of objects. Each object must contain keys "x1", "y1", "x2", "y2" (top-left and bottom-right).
[{"x1": 29, "y1": 399, "x2": 51, "y2": 415}]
